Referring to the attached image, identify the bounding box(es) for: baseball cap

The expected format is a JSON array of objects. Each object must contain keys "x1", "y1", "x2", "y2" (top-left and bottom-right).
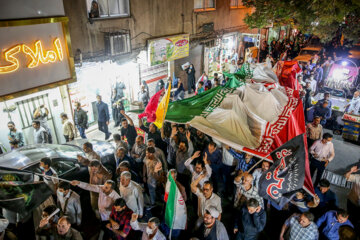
[{"x1": 205, "y1": 206, "x2": 219, "y2": 218}]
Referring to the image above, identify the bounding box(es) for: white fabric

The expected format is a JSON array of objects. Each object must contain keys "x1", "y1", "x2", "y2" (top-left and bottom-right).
[
  {"x1": 190, "y1": 83, "x2": 288, "y2": 149},
  {"x1": 119, "y1": 181, "x2": 144, "y2": 216},
  {"x1": 165, "y1": 177, "x2": 187, "y2": 229},
  {"x1": 251, "y1": 63, "x2": 278, "y2": 83}
]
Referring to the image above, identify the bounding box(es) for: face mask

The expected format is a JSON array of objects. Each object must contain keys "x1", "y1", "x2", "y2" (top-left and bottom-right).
[
  {"x1": 146, "y1": 227, "x2": 154, "y2": 235},
  {"x1": 40, "y1": 166, "x2": 45, "y2": 171},
  {"x1": 57, "y1": 190, "x2": 64, "y2": 197}
]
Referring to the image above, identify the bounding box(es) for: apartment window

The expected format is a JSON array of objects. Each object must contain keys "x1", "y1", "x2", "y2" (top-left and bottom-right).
[
  {"x1": 194, "y1": 0, "x2": 216, "y2": 11},
  {"x1": 230, "y1": 0, "x2": 245, "y2": 8},
  {"x1": 87, "y1": 0, "x2": 130, "y2": 19}
]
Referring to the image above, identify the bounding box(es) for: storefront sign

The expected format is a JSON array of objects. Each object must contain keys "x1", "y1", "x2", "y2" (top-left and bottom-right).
[
  {"x1": 148, "y1": 34, "x2": 189, "y2": 66},
  {"x1": 0, "y1": 17, "x2": 75, "y2": 100}
]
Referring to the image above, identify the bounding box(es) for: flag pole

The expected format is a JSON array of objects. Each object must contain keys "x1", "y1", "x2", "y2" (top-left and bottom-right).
[{"x1": 33, "y1": 172, "x2": 72, "y2": 183}]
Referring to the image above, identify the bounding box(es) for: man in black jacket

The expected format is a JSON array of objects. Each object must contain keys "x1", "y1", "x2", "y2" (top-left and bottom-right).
[
  {"x1": 234, "y1": 198, "x2": 266, "y2": 240},
  {"x1": 74, "y1": 102, "x2": 88, "y2": 139}
]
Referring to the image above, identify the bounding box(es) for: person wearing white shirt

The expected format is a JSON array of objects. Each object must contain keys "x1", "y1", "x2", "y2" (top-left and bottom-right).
[
  {"x1": 191, "y1": 174, "x2": 222, "y2": 229},
  {"x1": 71, "y1": 179, "x2": 120, "y2": 221},
  {"x1": 309, "y1": 133, "x2": 335, "y2": 186},
  {"x1": 130, "y1": 214, "x2": 166, "y2": 240},
  {"x1": 345, "y1": 91, "x2": 360, "y2": 115},
  {"x1": 184, "y1": 151, "x2": 212, "y2": 188},
  {"x1": 119, "y1": 171, "x2": 144, "y2": 218}
]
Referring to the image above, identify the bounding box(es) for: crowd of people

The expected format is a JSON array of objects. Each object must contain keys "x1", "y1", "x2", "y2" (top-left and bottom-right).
[
  {"x1": 3, "y1": 105, "x2": 359, "y2": 239},
  {"x1": 2, "y1": 35, "x2": 360, "y2": 240}
]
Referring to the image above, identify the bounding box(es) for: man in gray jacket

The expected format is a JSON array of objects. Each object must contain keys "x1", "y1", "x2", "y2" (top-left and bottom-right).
[
  {"x1": 193, "y1": 206, "x2": 229, "y2": 240},
  {"x1": 57, "y1": 182, "x2": 82, "y2": 227}
]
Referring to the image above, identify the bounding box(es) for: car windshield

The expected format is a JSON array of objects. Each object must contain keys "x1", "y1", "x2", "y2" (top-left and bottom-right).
[
  {"x1": 299, "y1": 50, "x2": 319, "y2": 55},
  {"x1": 47, "y1": 145, "x2": 83, "y2": 159}
]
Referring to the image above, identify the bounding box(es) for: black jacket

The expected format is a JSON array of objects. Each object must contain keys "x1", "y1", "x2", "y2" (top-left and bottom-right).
[{"x1": 74, "y1": 108, "x2": 88, "y2": 128}]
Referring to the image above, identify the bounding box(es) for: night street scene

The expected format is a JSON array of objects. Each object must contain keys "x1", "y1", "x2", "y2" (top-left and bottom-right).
[{"x1": 0, "y1": 0, "x2": 360, "y2": 239}]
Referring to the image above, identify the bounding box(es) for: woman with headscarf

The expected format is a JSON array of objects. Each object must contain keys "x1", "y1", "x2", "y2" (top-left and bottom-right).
[
  {"x1": 185, "y1": 64, "x2": 196, "y2": 94},
  {"x1": 155, "y1": 79, "x2": 165, "y2": 93}
]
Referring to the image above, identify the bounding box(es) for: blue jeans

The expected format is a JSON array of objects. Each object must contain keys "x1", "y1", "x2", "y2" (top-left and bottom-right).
[
  {"x1": 148, "y1": 183, "x2": 156, "y2": 205},
  {"x1": 77, "y1": 126, "x2": 86, "y2": 139}
]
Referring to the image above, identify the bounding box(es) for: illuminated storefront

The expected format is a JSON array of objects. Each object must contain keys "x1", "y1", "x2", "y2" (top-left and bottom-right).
[{"x1": 0, "y1": 17, "x2": 75, "y2": 147}]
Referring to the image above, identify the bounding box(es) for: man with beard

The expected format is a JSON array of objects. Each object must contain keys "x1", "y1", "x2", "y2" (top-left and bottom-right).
[
  {"x1": 130, "y1": 214, "x2": 165, "y2": 240},
  {"x1": 191, "y1": 175, "x2": 222, "y2": 229},
  {"x1": 119, "y1": 171, "x2": 144, "y2": 218},
  {"x1": 252, "y1": 161, "x2": 271, "y2": 190},
  {"x1": 131, "y1": 136, "x2": 146, "y2": 173},
  {"x1": 185, "y1": 151, "x2": 212, "y2": 188},
  {"x1": 193, "y1": 130, "x2": 210, "y2": 152},
  {"x1": 306, "y1": 116, "x2": 323, "y2": 148},
  {"x1": 345, "y1": 91, "x2": 360, "y2": 115},
  {"x1": 143, "y1": 147, "x2": 164, "y2": 207},
  {"x1": 53, "y1": 216, "x2": 83, "y2": 240},
  {"x1": 75, "y1": 158, "x2": 111, "y2": 219},
  {"x1": 175, "y1": 131, "x2": 194, "y2": 188},
  {"x1": 81, "y1": 142, "x2": 100, "y2": 161},
  {"x1": 193, "y1": 206, "x2": 229, "y2": 240},
  {"x1": 120, "y1": 111, "x2": 138, "y2": 151},
  {"x1": 105, "y1": 198, "x2": 133, "y2": 240},
  {"x1": 71, "y1": 180, "x2": 120, "y2": 230}
]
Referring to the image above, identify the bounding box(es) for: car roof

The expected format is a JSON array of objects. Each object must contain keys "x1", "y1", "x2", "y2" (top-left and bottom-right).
[
  {"x1": 0, "y1": 144, "x2": 80, "y2": 169},
  {"x1": 0, "y1": 140, "x2": 114, "y2": 170}
]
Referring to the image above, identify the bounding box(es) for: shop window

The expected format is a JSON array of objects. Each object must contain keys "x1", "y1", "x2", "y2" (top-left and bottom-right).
[
  {"x1": 230, "y1": 0, "x2": 245, "y2": 8},
  {"x1": 87, "y1": 0, "x2": 130, "y2": 19},
  {"x1": 194, "y1": 0, "x2": 216, "y2": 11}
]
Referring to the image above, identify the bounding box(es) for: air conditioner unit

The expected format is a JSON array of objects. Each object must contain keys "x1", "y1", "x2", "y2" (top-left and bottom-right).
[{"x1": 104, "y1": 32, "x2": 131, "y2": 56}]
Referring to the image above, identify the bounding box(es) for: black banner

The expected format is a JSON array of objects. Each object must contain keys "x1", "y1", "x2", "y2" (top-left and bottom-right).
[
  {"x1": 258, "y1": 134, "x2": 307, "y2": 206},
  {"x1": 0, "y1": 166, "x2": 34, "y2": 183},
  {"x1": 0, "y1": 182, "x2": 52, "y2": 218}
]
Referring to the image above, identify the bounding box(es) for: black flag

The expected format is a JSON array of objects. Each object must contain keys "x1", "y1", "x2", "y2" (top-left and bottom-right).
[
  {"x1": 0, "y1": 167, "x2": 52, "y2": 219},
  {"x1": 0, "y1": 166, "x2": 34, "y2": 183},
  {"x1": 0, "y1": 182, "x2": 53, "y2": 218},
  {"x1": 258, "y1": 134, "x2": 313, "y2": 207}
]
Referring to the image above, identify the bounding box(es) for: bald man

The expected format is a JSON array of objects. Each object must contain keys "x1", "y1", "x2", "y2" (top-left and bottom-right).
[
  {"x1": 234, "y1": 171, "x2": 264, "y2": 209},
  {"x1": 53, "y1": 216, "x2": 83, "y2": 240}
]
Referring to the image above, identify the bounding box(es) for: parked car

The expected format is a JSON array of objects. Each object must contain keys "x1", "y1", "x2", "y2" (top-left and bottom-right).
[
  {"x1": 0, "y1": 139, "x2": 116, "y2": 182},
  {"x1": 294, "y1": 46, "x2": 322, "y2": 65}
]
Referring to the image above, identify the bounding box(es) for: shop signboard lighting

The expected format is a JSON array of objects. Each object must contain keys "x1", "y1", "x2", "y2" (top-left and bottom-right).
[
  {"x1": 0, "y1": 17, "x2": 75, "y2": 100},
  {"x1": 0, "y1": 38, "x2": 64, "y2": 74}
]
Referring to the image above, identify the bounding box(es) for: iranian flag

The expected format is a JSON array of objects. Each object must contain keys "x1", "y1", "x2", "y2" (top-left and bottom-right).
[
  {"x1": 165, "y1": 63, "x2": 306, "y2": 161},
  {"x1": 164, "y1": 173, "x2": 186, "y2": 230}
]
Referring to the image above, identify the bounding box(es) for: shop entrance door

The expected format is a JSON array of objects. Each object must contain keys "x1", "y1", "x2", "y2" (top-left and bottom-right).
[{"x1": 15, "y1": 94, "x2": 59, "y2": 144}]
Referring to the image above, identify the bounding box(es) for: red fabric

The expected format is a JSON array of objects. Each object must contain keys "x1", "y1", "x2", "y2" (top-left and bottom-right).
[
  {"x1": 138, "y1": 89, "x2": 164, "y2": 122},
  {"x1": 278, "y1": 61, "x2": 302, "y2": 90}
]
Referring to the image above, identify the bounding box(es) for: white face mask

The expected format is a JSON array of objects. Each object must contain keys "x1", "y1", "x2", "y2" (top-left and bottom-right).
[
  {"x1": 146, "y1": 227, "x2": 154, "y2": 235},
  {"x1": 57, "y1": 190, "x2": 64, "y2": 197}
]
